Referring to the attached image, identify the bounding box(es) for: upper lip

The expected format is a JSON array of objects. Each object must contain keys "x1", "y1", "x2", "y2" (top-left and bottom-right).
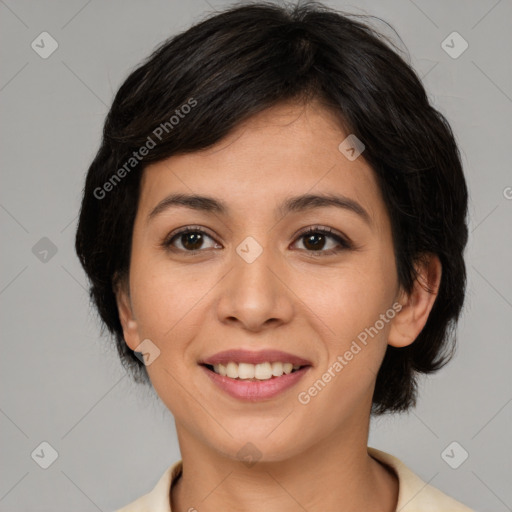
[{"x1": 199, "y1": 349, "x2": 312, "y2": 367}]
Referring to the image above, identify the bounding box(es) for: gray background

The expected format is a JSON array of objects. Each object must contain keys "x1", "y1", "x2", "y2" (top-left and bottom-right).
[{"x1": 1, "y1": 0, "x2": 511, "y2": 511}]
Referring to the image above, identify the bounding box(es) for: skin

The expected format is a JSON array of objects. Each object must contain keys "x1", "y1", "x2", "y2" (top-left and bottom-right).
[{"x1": 116, "y1": 100, "x2": 442, "y2": 512}]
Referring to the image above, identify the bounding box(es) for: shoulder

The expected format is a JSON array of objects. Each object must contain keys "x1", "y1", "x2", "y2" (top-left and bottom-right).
[
  {"x1": 113, "y1": 460, "x2": 182, "y2": 512},
  {"x1": 368, "y1": 446, "x2": 475, "y2": 511}
]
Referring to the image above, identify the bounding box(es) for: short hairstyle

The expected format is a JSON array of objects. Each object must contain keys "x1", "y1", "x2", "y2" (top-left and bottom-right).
[{"x1": 75, "y1": 1, "x2": 468, "y2": 415}]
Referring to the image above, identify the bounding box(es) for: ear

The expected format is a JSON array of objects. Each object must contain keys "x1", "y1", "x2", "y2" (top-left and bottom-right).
[
  {"x1": 113, "y1": 276, "x2": 141, "y2": 352},
  {"x1": 388, "y1": 253, "x2": 442, "y2": 348}
]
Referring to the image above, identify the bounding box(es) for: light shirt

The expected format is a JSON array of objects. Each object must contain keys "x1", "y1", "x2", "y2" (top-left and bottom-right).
[{"x1": 114, "y1": 446, "x2": 474, "y2": 511}]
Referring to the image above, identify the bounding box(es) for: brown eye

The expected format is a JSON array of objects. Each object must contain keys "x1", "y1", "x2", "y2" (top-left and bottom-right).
[
  {"x1": 178, "y1": 231, "x2": 205, "y2": 250},
  {"x1": 163, "y1": 227, "x2": 218, "y2": 252},
  {"x1": 293, "y1": 227, "x2": 351, "y2": 255},
  {"x1": 162, "y1": 225, "x2": 351, "y2": 256},
  {"x1": 302, "y1": 232, "x2": 328, "y2": 251}
]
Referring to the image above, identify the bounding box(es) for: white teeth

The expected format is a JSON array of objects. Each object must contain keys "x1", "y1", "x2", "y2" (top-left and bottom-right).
[
  {"x1": 211, "y1": 362, "x2": 303, "y2": 380},
  {"x1": 283, "y1": 363, "x2": 293, "y2": 374},
  {"x1": 271, "y1": 362, "x2": 284, "y2": 377},
  {"x1": 238, "y1": 362, "x2": 255, "y2": 379},
  {"x1": 226, "y1": 361, "x2": 238, "y2": 379},
  {"x1": 254, "y1": 362, "x2": 272, "y2": 380}
]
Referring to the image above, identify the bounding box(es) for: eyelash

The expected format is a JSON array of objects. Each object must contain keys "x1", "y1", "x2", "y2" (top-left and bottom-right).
[{"x1": 161, "y1": 225, "x2": 353, "y2": 257}]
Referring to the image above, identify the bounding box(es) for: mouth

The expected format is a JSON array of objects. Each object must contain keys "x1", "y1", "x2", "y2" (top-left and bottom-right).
[
  {"x1": 198, "y1": 349, "x2": 313, "y2": 401},
  {"x1": 200, "y1": 361, "x2": 309, "y2": 381}
]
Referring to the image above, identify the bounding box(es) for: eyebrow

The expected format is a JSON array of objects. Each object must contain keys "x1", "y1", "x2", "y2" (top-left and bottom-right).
[{"x1": 147, "y1": 192, "x2": 372, "y2": 226}]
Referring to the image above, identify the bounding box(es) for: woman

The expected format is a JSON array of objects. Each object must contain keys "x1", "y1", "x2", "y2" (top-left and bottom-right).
[{"x1": 75, "y1": 2, "x2": 474, "y2": 510}]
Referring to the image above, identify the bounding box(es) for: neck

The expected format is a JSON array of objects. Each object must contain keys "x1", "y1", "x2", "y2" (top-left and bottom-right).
[{"x1": 170, "y1": 416, "x2": 398, "y2": 512}]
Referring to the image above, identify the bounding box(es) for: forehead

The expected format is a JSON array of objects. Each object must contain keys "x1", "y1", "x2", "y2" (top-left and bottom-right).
[{"x1": 138, "y1": 101, "x2": 385, "y2": 226}]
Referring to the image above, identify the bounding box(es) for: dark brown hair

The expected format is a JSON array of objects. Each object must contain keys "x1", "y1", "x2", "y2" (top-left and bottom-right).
[{"x1": 75, "y1": 1, "x2": 468, "y2": 415}]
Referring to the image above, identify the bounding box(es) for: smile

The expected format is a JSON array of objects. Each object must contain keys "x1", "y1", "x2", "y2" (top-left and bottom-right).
[
  {"x1": 200, "y1": 363, "x2": 311, "y2": 401},
  {"x1": 207, "y1": 361, "x2": 303, "y2": 380}
]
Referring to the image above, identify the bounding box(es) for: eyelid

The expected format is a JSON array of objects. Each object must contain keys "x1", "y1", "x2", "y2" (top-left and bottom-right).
[
  {"x1": 162, "y1": 225, "x2": 219, "y2": 249},
  {"x1": 162, "y1": 224, "x2": 352, "y2": 254},
  {"x1": 165, "y1": 224, "x2": 215, "y2": 240},
  {"x1": 291, "y1": 225, "x2": 352, "y2": 252}
]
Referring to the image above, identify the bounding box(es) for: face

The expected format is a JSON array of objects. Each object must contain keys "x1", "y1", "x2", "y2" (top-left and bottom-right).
[{"x1": 116, "y1": 101, "x2": 414, "y2": 462}]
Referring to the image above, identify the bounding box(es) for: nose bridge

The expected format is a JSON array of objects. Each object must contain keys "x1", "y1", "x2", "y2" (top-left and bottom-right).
[
  {"x1": 236, "y1": 238, "x2": 274, "y2": 290},
  {"x1": 215, "y1": 234, "x2": 293, "y2": 330}
]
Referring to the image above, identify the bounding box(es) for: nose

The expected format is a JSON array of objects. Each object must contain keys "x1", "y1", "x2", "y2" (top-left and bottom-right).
[{"x1": 215, "y1": 243, "x2": 295, "y2": 332}]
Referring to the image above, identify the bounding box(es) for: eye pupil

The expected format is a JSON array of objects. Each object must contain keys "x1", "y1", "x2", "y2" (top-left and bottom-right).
[
  {"x1": 304, "y1": 233, "x2": 325, "y2": 250},
  {"x1": 182, "y1": 232, "x2": 203, "y2": 250}
]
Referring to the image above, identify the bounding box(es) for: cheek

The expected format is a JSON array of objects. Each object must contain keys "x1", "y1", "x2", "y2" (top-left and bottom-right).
[
  {"x1": 129, "y1": 262, "x2": 201, "y2": 407},
  {"x1": 318, "y1": 263, "x2": 396, "y2": 338},
  {"x1": 129, "y1": 255, "x2": 206, "y2": 339},
  {"x1": 312, "y1": 251, "x2": 397, "y2": 386}
]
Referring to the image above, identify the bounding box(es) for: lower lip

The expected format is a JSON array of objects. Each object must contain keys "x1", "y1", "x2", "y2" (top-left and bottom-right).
[{"x1": 200, "y1": 365, "x2": 311, "y2": 401}]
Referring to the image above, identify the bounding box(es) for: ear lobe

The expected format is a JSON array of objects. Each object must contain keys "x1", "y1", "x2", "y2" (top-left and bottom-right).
[
  {"x1": 114, "y1": 278, "x2": 141, "y2": 352},
  {"x1": 388, "y1": 254, "x2": 442, "y2": 348}
]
